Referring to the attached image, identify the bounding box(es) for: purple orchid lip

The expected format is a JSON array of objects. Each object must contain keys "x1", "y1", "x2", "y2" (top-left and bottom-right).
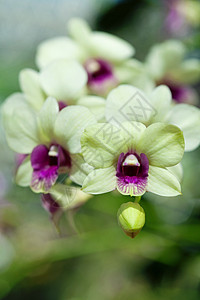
[
  {"x1": 169, "y1": 84, "x2": 189, "y2": 103},
  {"x1": 116, "y1": 152, "x2": 149, "y2": 196},
  {"x1": 84, "y1": 58, "x2": 118, "y2": 94},
  {"x1": 168, "y1": 84, "x2": 197, "y2": 104},
  {"x1": 58, "y1": 101, "x2": 67, "y2": 111},
  {"x1": 30, "y1": 144, "x2": 71, "y2": 192},
  {"x1": 158, "y1": 79, "x2": 196, "y2": 104}
]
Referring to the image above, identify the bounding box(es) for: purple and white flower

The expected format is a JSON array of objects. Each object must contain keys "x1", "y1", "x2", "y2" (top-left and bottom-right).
[
  {"x1": 2, "y1": 96, "x2": 96, "y2": 193},
  {"x1": 80, "y1": 121, "x2": 185, "y2": 197},
  {"x1": 145, "y1": 40, "x2": 200, "y2": 104},
  {"x1": 35, "y1": 18, "x2": 136, "y2": 96}
]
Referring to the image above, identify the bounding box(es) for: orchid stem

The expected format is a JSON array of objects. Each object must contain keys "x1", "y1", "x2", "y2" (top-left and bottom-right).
[{"x1": 134, "y1": 196, "x2": 141, "y2": 203}]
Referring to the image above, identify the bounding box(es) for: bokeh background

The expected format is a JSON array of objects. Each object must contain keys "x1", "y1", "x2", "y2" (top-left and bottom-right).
[{"x1": 0, "y1": 0, "x2": 200, "y2": 299}]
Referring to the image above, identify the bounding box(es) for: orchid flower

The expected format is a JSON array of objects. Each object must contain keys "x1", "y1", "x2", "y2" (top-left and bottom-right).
[
  {"x1": 35, "y1": 18, "x2": 143, "y2": 96},
  {"x1": 41, "y1": 183, "x2": 92, "y2": 219},
  {"x1": 105, "y1": 84, "x2": 200, "y2": 152},
  {"x1": 2, "y1": 96, "x2": 96, "y2": 193},
  {"x1": 18, "y1": 60, "x2": 105, "y2": 121},
  {"x1": 165, "y1": 0, "x2": 200, "y2": 36},
  {"x1": 80, "y1": 120, "x2": 185, "y2": 197},
  {"x1": 145, "y1": 40, "x2": 200, "y2": 104}
]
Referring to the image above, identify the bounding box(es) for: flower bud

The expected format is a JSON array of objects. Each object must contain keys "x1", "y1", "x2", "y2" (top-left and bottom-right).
[{"x1": 117, "y1": 202, "x2": 145, "y2": 238}]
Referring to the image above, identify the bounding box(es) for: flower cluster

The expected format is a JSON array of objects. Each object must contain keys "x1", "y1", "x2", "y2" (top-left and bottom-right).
[{"x1": 2, "y1": 18, "x2": 200, "y2": 237}]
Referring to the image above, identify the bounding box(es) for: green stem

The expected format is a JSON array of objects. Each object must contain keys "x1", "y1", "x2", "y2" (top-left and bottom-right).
[{"x1": 134, "y1": 196, "x2": 141, "y2": 203}]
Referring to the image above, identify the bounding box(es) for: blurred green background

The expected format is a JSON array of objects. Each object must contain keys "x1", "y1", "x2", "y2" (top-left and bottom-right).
[{"x1": 0, "y1": 0, "x2": 200, "y2": 299}]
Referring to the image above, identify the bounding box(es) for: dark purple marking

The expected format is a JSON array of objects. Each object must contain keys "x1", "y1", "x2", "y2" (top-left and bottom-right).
[
  {"x1": 84, "y1": 58, "x2": 118, "y2": 94},
  {"x1": 116, "y1": 152, "x2": 149, "y2": 196}
]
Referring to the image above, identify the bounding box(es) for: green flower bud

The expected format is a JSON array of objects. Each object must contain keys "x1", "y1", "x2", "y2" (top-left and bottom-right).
[{"x1": 117, "y1": 202, "x2": 145, "y2": 238}]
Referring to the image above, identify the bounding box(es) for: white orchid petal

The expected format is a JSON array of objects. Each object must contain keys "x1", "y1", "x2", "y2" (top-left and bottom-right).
[
  {"x1": 138, "y1": 123, "x2": 185, "y2": 167},
  {"x1": 40, "y1": 59, "x2": 87, "y2": 101},
  {"x1": 167, "y1": 163, "x2": 183, "y2": 182},
  {"x1": 115, "y1": 59, "x2": 155, "y2": 92},
  {"x1": 167, "y1": 104, "x2": 200, "y2": 152},
  {"x1": 2, "y1": 94, "x2": 40, "y2": 153},
  {"x1": 77, "y1": 95, "x2": 106, "y2": 122},
  {"x1": 146, "y1": 40, "x2": 186, "y2": 80},
  {"x1": 2, "y1": 93, "x2": 27, "y2": 125},
  {"x1": 69, "y1": 154, "x2": 94, "y2": 186},
  {"x1": 54, "y1": 105, "x2": 97, "y2": 153},
  {"x1": 89, "y1": 32, "x2": 135, "y2": 62},
  {"x1": 15, "y1": 156, "x2": 32, "y2": 187},
  {"x1": 38, "y1": 97, "x2": 59, "y2": 143},
  {"x1": 81, "y1": 122, "x2": 131, "y2": 168},
  {"x1": 106, "y1": 84, "x2": 154, "y2": 125},
  {"x1": 19, "y1": 69, "x2": 45, "y2": 110},
  {"x1": 149, "y1": 85, "x2": 172, "y2": 122},
  {"x1": 148, "y1": 165, "x2": 181, "y2": 196},
  {"x1": 36, "y1": 37, "x2": 83, "y2": 69},
  {"x1": 82, "y1": 166, "x2": 116, "y2": 194},
  {"x1": 169, "y1": 59, "x2": 200, "y2": 84},
  {"x1": 67, "y1": 18, "x2": 91, "y2": 48}
]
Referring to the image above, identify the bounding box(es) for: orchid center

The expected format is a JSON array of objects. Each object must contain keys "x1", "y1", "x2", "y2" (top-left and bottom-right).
[
  {"x1": 168, "y1": 83, "x2": 196, "y2": 104},
  {"x1": 84, "y1": 58, "x2": 118, "y2": 94},
  {"x1": 116, "y1": 152, "x2": 149, "y2": 196},
  {"x1": 122, "y1": 154, "x2": 141, "y2": 177},
  {"x1": 158, "y1": 79, "x2": 195, "y2": 104},
  {"x1": 58, "y1": 101, "x2": 67, "y2": 111},
  {"x1": 30, "y1": 144, "x2": 71, "y2": 192}
]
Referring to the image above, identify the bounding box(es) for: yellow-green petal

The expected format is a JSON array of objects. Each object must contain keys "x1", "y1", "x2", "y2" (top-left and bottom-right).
[
  {"x1": 81, "y1": 123, "x2": 128, "y2": 168},
  {"x1": 36, "y1": 37, "x2": 83, "y2": 69},
  {"x1": 2, "y1": 95, "x2": 40, "y2": 153},
  {"x1": 15, "y1": 156, "x2": 32, "y2": 187},
  {"x1": 106, "y1": 85, "x2": 153, "y2": 125},
  {"x1": 166, "y1": 103, "x2": 200, "y2": 152},
  {"x1": 19, "y1": 68, "x2": 45, "y2": 110},
  {"x1": 54, "y1": 105, "x2": 97, "y2": 154},
  {"x1": 82, "y1": 166, "x2": 116, "y2": 194},
  {"x1": 69, "y1": 153, "x2": 94, "y2": 186},
  {"x1": 40, "y1": 59, "x2": 87, "y2": 101},
  {"x1": 147, "y1": 165, "x2": 182, "y2": 196},
  {"x1": 138, "y1": 123, "x2": 185, "y2": 167},
  {"x1": 38, "y1": 97, "x2": 59, "y2": 144},
  {"x1": 89, "y1": 32, "x2": 135, "y2": 62},
  {"x1": 77, "y1": 95, "x2": 106, "y2": 122}
]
